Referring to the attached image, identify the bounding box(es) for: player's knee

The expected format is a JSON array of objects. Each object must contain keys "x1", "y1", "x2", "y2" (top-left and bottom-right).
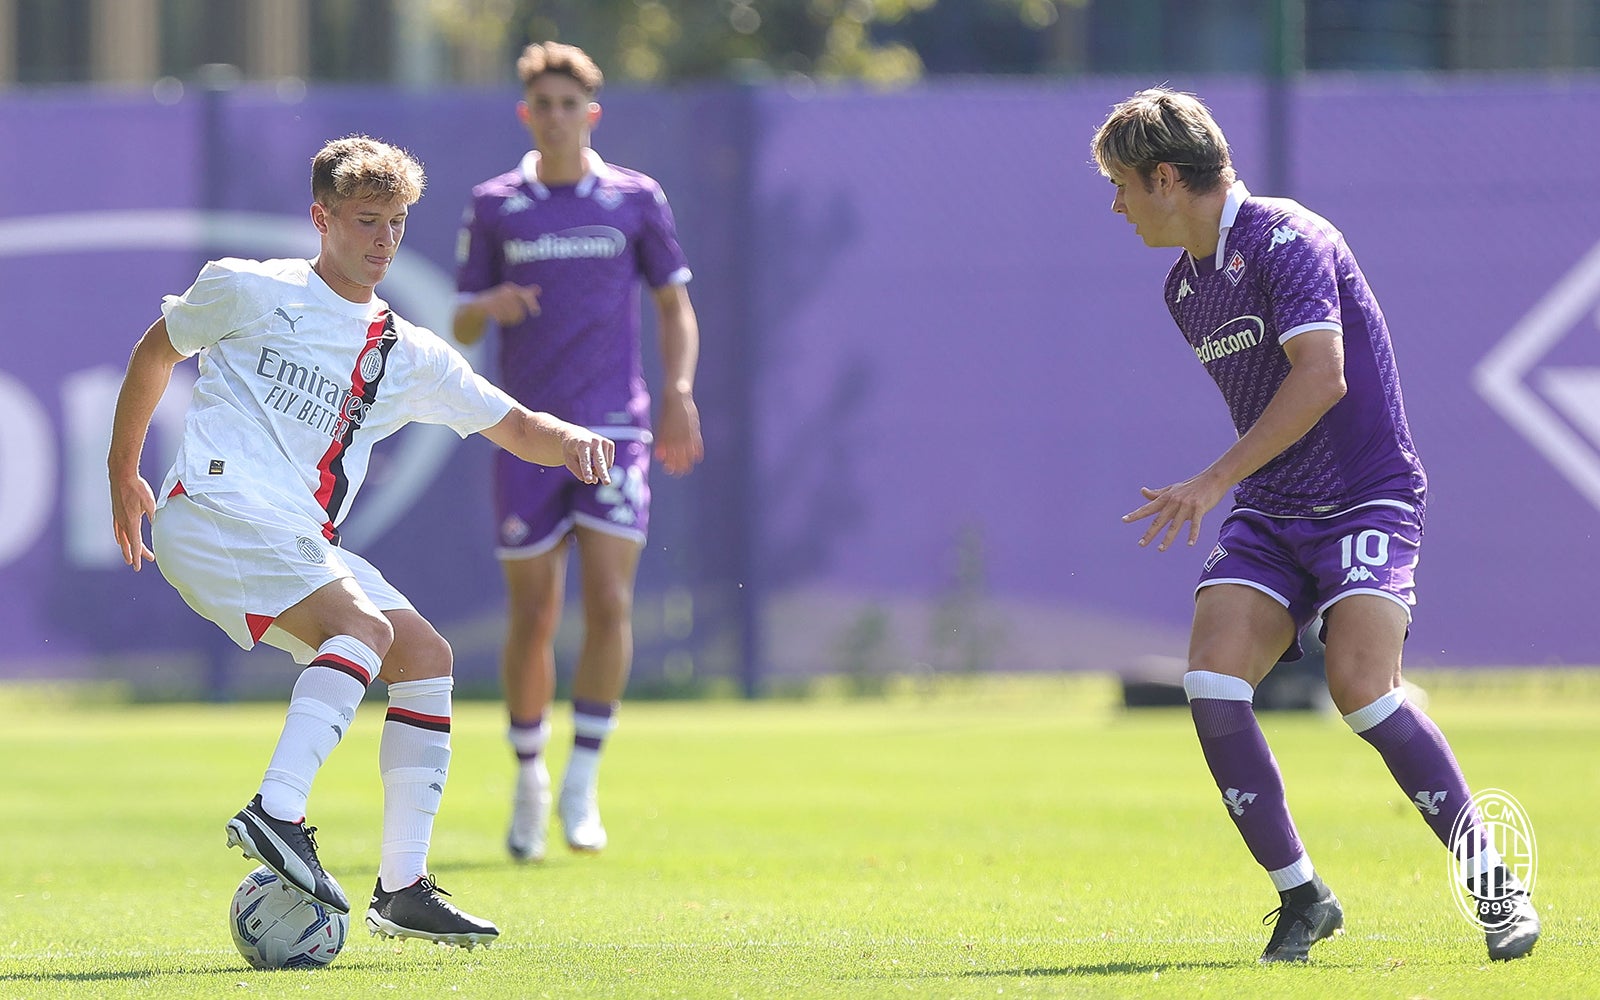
[
  {"x1": 583, "y1": 586, "x2": 634, "y2": 632},
  {"x1": 379, "y1": 624, "x2": 453, "y2": 682},
  {"x1": 508, "y1": 599, "x2": 562, "y2": 642},
  {"x1": 344, "y1": 610, "x2": 394, "y2": 659}
]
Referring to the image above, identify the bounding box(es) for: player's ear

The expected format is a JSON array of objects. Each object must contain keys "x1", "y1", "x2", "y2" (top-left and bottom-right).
[
  {"x1": 588, "y1": 102, "x2": 602, "y2": 128},
  {"x1": 309, "y1": 201, "x2": 329, "y2": 235},
  {"x1": 516, "y1": 100, "x2": 531, "y2": 126}
]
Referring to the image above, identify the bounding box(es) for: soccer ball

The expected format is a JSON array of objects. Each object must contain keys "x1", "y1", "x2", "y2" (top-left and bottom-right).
[{"x1": 229, "y1": 866, "x2": 349, "y2": 970}]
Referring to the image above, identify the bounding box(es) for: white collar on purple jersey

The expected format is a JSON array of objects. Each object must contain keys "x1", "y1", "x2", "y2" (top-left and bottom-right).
[
  {"x1": 1209, "y1": 180, "x2": 1252, "y2": 271},
  {"x1": 518, "y1": 148, "x2": 611, "y2": 199}
]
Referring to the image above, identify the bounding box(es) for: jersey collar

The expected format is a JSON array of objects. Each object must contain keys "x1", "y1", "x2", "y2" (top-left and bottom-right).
[
  {"x1": 518, "y1": 148, "x2": 609, "y2": 199},
  {"x1": 1185, "y1": 180, "x2": 1251, "y2": 276}
]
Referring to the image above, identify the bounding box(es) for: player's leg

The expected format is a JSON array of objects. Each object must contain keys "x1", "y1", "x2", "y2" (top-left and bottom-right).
[
  {"x1": 499, "y1": 545, "x2": 567, "y2": 861},
  {"x1": 492, "y1": 449, "x2": 573, "y2": 861},
  {"x1": 561, "y1": 525, "x2": 645, "y2": 853},
  {"x1": 361, "y1": 609, "x2": 497, "y2": 948},
  {"x1": 229, "y1": 576, "x2": 394, "y2": 915},
  {"x1": 1324, "y1": 592, "x2": 1539, "y2": 960},
  {"x1": 560, "y1": 439, "x2": 650, "y2": 853},
  {"x1": 1187, "y1": 582, "x2": 1344, "y2": 962}
]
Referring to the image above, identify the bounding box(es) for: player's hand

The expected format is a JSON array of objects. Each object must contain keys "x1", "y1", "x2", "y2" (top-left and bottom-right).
[
  {"x1": 110, "y1": 474, "x2": 158, "y2": 571},
  {"x1": 654, "y1": 391, "x2": 703, "y2": 477},
  {"x1": 479, "y1": 282, "x2": 541, "y2": 325},
  {"x1": 565, "y1": 431, "x2": 615, "y2": 485},
  {"x1": 1121, "y1": 474, "x2": 1228, "y2": 552}
]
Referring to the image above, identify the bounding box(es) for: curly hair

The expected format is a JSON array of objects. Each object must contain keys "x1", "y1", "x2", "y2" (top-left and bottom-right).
[{"x1": 310, "y1": 135, "x2": 426, "y2": 207}]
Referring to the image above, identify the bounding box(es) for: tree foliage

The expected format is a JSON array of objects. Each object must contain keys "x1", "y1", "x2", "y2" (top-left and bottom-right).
[{"x1": 428, "y1": 0, "x2": 1084, "y2": 86}]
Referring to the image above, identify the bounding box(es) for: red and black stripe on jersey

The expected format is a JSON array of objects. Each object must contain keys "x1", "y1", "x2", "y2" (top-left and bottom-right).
[{"x1": 312, "y1": 311, "x2": 398, "y2": 543}]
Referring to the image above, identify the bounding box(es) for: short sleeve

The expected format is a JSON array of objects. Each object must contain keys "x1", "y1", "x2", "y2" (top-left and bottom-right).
[
  {"x1": 635, "y1": 183, "x2": 691, "y2": 289},
  {"x1": 399, "y1": 324, "x2": 517, "y2": 436},
  {"x1": 160, "y1": 259, "x2": 257, "y2": 357},
  {"x1": 1261, "y1": 220, "x2": 1341, "y2": 343},
  {"x1": 454, "y1": 198, "x2": 501, "y2": 295}
]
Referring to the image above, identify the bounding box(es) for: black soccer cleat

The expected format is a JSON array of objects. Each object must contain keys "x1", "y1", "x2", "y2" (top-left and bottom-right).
[
  {"x1": 366, "y1": 875, "x2": 500, "y2": 949},
  {"x1": 1483, "y1": 891, "x2": 1540, "y2": 961},
  {"x1": 1259, "y1": 876, "x2": 1344, "y2": 963},
  {"x1": 225, "y1": 795, "x2": 350, "y2": 915}
]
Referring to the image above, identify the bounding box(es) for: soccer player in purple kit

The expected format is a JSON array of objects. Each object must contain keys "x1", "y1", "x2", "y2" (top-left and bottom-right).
[
  {"x1": 453, "y1": 41, "x2": 703, "y2": 863},
  {"x1": 1091, "y1": 88, "x2": 1540, "y2": 963}
]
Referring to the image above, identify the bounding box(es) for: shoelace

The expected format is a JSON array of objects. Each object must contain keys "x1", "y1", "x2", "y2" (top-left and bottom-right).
[
  {"x1": 1260, "y1": 902, "x2": 1314, "y2": 947},
  {"x1": 286, "y1": 823, "x2": 326, "y2": 870},
  {"x1": 414, "y1": 874, "x2": 452, "y2": 899}
]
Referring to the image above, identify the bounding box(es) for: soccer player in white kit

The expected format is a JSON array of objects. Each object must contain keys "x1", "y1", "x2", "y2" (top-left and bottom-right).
[{"x1": 108, "y1": 135, "x2": 615, "y2": 948}]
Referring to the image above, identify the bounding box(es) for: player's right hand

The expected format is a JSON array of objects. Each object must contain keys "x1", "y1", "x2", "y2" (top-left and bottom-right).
[
  {"x1": 480, "y1": 282, "x2": 541, "y2": 325},
  {"x1": 110, "y1": 474, "x2": 158, "y2": 570}
]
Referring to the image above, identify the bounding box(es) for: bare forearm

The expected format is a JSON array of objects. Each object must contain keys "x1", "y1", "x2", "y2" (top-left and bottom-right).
[
  {"x1": 655, "y1": 286, "x2": 699, "y2": 397},
  {"x1": 1203, "y1": 364, "x2": 1345, "y2": 491},
  {"x1": 109, "y1": 322, "x2": 182, "y2": 479},
  {"x1": 482, "y1": 407, "x2": 575, "y2": 466}
]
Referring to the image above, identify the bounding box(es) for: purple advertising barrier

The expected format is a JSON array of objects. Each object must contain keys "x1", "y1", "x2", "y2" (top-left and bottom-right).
[
  {"x1": 0, "y1": 85, "x2": 747, "y2": 695},
  {"x1": 2, "y1": 78, "x2": 1597, "y2": 696},
  {"x1": 744, "y1": 77, "x2": 1600, "y2": 677}
]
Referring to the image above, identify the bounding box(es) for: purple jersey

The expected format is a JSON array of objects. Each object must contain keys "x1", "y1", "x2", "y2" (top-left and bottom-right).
[
  {"x1": 456, "y1": 149, "x2": 691, "y2": 435},
  {"x1": 1165, "y1": 183, "x2": 1426, "y2": 519}
]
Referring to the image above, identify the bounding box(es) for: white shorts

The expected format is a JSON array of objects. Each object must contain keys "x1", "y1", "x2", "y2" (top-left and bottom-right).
[{"x1": 151, "y1": 491, "x2": 413, "y2": 664}]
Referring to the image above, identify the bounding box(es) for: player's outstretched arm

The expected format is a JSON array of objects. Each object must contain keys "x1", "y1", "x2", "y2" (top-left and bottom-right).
[
  {"x1": 108, "y1": 318, "x2": 185, "y2": 570},
  {"x1": 1123, "y1": 329, "x2": 1347, "y2": 552},
  {"x1": 480, "y1": 405, "x2": 615, "y2": 485},
  {"x1": 652, "y1": 283, "x2": 704, "y2": 476}
]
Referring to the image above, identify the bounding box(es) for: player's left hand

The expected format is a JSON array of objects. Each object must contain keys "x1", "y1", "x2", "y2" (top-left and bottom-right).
[
  {"x1": 565, "y1": 431, "x2": 615, "y2": 486},
  {"x1": 1122, "y1": 474, "x2": 1228, "y2": 552},
  {"x1": 654, "y1": 391, "x2": 703, "y2": 476}
]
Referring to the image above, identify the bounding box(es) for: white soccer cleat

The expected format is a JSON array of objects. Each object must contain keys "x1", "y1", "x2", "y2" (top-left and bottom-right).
[
  {"x1": 559, "y1": 782, "x2": 607, "y2": 853},
  {"x1": 506, "y1": 759, "x2": 551, "y2": 863}
]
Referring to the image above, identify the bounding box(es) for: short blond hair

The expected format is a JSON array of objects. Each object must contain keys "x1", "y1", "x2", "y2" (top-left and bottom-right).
[
  {"x1": 311, "y1": 135, "x2": 426, "y2": 207},
  {"x1": 1091, "y1": 88, "x2": 1235, "y2": 194}
]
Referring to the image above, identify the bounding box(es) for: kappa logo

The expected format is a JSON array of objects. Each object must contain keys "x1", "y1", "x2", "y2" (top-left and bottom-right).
[
  {"x1": 273, "y1": 307, "x2": 302, "y2": 333},
  {"x1": 1414, "y1": 790, "x2": 1449, "y2": 816},
  {"x1": 1223, "y1": 787, "x2": 1257, "y2": 816},
  {"x1": 1341, "y1": 565, "x2": 1378, "y2": 585},
  {"x1": 1225, "y1": 251, "x2": 1247, "y2": 285},
  {"x1": 500, "y1": 193, "x2": 534, "y2": 215},
  {"x1": 1176, "y1": 277, "x2": 1194, "y2": 304},
  {"x1": 1267, "y1": 225, "x2": 1303, "y2": 252}
]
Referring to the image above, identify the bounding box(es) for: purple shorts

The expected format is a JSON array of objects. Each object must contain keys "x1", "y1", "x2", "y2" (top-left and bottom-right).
[
  {"x1": 492, "y1": 437, "x2": 651, "y2": 559},
  {"x1": 1197, "y1": 502, "x2": 1421, "y2": 662}
]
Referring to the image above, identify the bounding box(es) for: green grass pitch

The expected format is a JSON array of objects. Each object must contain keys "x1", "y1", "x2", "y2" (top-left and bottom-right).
[{"x1": 1, "y1": 672, "x2": 1595, "y2": 999}]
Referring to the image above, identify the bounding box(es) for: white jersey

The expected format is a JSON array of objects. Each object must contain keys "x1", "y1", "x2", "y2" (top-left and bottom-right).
[{"x1": 157, "y1": 257, "x2": 515, "y2": 541}]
